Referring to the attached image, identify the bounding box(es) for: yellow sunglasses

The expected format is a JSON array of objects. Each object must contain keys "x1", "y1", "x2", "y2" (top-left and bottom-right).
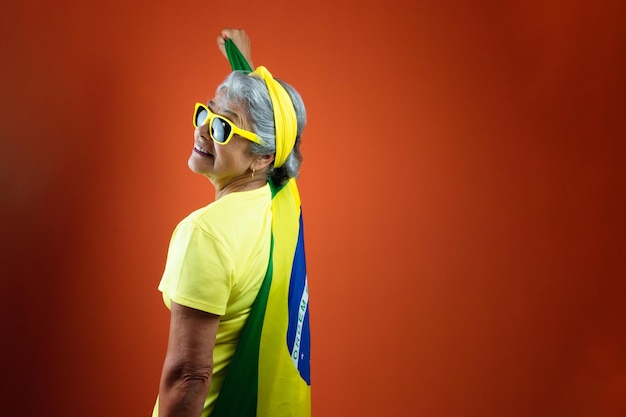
[{"x1": 193, "y1": 103, "x2": 262, "y2": 145}]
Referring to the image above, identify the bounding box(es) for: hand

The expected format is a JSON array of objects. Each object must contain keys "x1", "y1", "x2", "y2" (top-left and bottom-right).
[{"x1": 217, "y1": 28, "x2": 255, "y2": 69}]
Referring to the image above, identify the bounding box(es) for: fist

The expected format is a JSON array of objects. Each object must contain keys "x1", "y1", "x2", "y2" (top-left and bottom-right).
[{"x1": 217, "y1": 28, "x2": 254, "y2": 69}]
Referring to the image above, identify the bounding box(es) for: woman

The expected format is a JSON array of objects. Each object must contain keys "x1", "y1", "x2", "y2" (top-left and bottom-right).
[{"x1": 152, "y1": 29, "x2": 311, "y2": 417}]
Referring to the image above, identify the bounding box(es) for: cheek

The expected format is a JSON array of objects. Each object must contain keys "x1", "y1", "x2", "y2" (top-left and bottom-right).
[
  {"x1": 214, "y1": 138, "x2": 254, "y2": 165},
  {"x1": 229, "y1": 140, "x2": 253, "y2": 157},
  {"x1": 215, "y1": 146, "x2": 243, "y2": 166}
]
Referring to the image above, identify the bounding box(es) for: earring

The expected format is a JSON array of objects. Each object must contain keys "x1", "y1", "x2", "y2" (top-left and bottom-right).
[{"x1": 252, "y1": 169, "x2": 255, "y2": 178}]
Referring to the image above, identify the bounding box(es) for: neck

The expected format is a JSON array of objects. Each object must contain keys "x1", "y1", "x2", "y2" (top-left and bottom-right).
[{"x1": 213, "y1": 176, "x2": 268, "y2": 200}]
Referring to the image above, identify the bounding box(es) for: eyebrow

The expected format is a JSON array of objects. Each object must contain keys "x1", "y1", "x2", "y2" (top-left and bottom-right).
[{"x1": 208, "y1": 99, "x2": 241, "y2": 124}]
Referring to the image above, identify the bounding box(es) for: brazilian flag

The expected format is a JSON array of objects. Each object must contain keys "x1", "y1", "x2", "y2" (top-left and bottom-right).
[{"x1": 210, "y1": 40, "x2": 311, "y2": 417}]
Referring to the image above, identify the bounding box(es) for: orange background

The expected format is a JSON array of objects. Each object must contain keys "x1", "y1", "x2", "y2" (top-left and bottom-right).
[{"x1": 2, "y1": 0, "x2": 625, "y2": 416}]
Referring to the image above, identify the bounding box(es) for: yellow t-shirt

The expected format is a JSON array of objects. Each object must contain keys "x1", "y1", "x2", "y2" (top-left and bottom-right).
[{"x1": 153, "y1": 184, "x2": 272, "y2": 417}]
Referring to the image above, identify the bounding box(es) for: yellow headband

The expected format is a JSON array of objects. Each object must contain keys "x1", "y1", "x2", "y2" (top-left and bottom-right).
[{"x1": 250, "y1": 66, "x2": 297, "y2": 168}]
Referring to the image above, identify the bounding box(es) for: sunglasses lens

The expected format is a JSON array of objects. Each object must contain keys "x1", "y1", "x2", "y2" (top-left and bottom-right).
[
  {"x1": 211, "y1": 118, "x2": 231, "y2": 143},
  {"x1": 195, "y1": 107, "x2": 208, "y2": 127}
]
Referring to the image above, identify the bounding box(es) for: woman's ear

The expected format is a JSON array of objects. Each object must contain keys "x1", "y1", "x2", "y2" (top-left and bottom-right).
[{"x1": 251, "y1": 153, "x2": 275, "y2": 172}]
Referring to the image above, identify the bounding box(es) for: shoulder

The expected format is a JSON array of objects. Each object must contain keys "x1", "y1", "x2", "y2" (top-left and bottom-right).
[{"x1": 178, "y1": 184, "x2": 272, "y2": 236}]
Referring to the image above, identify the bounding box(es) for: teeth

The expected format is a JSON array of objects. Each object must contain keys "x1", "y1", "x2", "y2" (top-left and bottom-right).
[{"x1": 195, "y1": 144, "x2": 210, "y2": 154}]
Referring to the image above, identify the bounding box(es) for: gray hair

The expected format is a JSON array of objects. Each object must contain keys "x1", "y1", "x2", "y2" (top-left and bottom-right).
[{"x1": 216, "y1": 71, "x2": 307, "y2": 185}]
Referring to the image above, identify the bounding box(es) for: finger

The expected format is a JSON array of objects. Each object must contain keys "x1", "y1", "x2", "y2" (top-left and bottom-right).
[
  {"x1": 216, "y1": 35, "x2": 227, "y2": 57},
  {"x1": 221, "y1": 28, "x2": 236, "y2": 40}
]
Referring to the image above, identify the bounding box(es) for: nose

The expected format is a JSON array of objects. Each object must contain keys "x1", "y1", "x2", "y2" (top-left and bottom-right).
[{"x1": 195, "y1": 123, "x2": 210, "y2": 140}]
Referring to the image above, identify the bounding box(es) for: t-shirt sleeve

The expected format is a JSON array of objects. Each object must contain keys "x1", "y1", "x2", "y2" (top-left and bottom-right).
[{"x1": 158, "y1": 220, "x2": 233, "y2": 315}]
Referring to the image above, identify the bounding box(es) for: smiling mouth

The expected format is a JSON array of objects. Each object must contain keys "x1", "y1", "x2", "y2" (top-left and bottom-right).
[{"x1": 193, "y1": 144, "x2": 213, "y2": 157}]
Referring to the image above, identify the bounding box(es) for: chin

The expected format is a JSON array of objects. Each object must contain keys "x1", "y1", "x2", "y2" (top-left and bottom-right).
[{"x1": 187, "y1": 156, "x2": 211, "y2": 177}]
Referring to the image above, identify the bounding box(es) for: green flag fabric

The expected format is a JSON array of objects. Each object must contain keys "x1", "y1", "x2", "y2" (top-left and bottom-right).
[{"x1": 225, "y1": 38, "x2": 253, "y2": 72}]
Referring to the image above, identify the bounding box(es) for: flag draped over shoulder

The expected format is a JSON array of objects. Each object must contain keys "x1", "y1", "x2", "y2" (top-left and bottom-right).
[{"x1": 210, "y1": 40, "x2": 311, "y2": 417}]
